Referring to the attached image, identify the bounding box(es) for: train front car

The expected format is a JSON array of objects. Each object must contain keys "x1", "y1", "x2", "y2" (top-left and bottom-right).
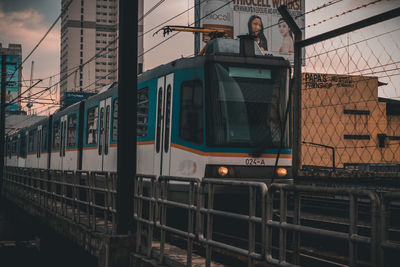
[{"x1": 154, "y1": 38, "x2": 292, "y2": 182}]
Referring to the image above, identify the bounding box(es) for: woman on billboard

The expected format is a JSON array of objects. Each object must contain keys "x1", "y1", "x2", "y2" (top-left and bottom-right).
[
  {"x1": 248, "y1": 15, "x2": 268, "y2": 51},
  {"x1": 278, "y1": 18, "x2": 294, "y2": 53}
]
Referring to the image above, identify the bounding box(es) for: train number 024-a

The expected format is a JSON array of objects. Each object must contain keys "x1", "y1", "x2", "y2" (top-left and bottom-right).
[{"x1": 245, "y1": 159, "x2": 265, "y2": 166}]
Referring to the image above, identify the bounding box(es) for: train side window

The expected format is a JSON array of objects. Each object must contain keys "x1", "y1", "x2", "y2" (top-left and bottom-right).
[
  {"x1": 87, "y1": 106, "x2": 99, "y2": 145},
  {"x1": 137, "y1": 87, "x2": 148, "y2": 138},
  {"x1": 20, "y1": 135, "x2": 27, "y2": 158},
  {"x1": 179, "y1": 80, "x2": 203, "y2": 144},
  {"x1": 53, "y1": 120, "x2": 60, "y2": 149},
  {"x1": 28, "y1": 130, "x2": 35, "y2": 154},
  {"x1": 112, "y1": 98, "x2": 118, "y2": 142},
  {"x1": 67, "y1": 114, "x2": 77, "y2": 147},
  {"x1": 42, "y1": 126, "x2": 47, "y2": 151}
]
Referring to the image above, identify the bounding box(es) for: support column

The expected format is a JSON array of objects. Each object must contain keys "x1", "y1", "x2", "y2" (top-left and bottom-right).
[{"x1": 117, "y1": 0, "x2": 137, "y2": 235}]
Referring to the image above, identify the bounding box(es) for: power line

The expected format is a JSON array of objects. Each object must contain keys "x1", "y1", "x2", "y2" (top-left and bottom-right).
[
  {"x1": 6, "y1": 0, "x2": 74, "y2": 85},
  {"x1": 303, "y1": 0, "x2": 382, "y2": 30}
]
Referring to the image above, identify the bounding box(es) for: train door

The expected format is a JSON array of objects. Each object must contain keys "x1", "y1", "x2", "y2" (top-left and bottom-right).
[
  {"x1": 154, "y1": 73, "x2": 174, "y2": 176},
  {"x1": 59, "y1": 115, "x2": 67, "y2": 170},
  {"x1": 98, "y1": 97, "x2": 112, "y2": 171}
]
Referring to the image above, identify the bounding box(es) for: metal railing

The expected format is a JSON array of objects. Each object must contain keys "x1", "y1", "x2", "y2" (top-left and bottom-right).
[
  {"x1": 266, "y1": 184, "x2": 381, "y2": 267},
  {"x1": 2, "y1": 166, "x2": 117, "y2": 234},
  {"x1": 134, "y1": 175, "x2": 268, "y2": 267},
  {"x1": 3, "y1": 167, "x2": 399, "y2": 266},
  {"x1": 380, "y1": 192, "x2": 400, "y2": 267},
  {"x1": 134, "y1": 175, "x2": 399, "y2": 267}
]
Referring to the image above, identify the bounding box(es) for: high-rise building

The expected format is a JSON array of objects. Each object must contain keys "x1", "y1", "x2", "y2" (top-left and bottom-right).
[
  {"x1": 60, "y1": 0, "x2": 144, "y2": 105},
  {"x1": 0, "y1": 43, "x2": 22, "y2": 111}
]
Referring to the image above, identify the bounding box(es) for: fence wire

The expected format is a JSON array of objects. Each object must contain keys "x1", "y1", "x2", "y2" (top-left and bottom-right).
[{"x1": 299, "y1": 17, "x2": 400, "y2": 173}]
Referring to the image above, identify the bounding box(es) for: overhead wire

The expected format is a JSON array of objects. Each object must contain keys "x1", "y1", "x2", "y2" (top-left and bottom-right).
[{"x1": 5, "y1": 0, "x2": 74, "y2": 85}]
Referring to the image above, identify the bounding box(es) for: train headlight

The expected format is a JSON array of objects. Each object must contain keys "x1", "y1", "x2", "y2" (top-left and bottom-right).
[
  {"x1": 276, "y1": 168, "x2": 288, "y2": 177},
  {"x1": 218, "y1": 166, "x2": 229, "y2": 177}
]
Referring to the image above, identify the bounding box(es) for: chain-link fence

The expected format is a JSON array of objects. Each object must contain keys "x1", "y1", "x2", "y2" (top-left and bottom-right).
[{"x1": 290, "y1": 6, "x2": 400, "y2": 175}]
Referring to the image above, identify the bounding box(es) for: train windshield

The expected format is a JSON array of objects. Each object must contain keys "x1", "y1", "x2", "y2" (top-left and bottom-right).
[{"x1": 207, "y1": 63, "x2": 289, "y2": 148}]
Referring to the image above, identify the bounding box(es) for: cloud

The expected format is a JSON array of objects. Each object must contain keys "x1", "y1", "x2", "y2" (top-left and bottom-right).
[{"x1": 0, "y1": 6, "x2": 60, "y2": 52}]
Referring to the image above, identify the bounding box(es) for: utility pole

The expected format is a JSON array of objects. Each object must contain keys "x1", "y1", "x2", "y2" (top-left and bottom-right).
[
  {"x1": 194, "y1": 0, "x2": 201, "y2": 55},
  {"x1": 116, "y1": 0, "x2": 137, "y2": 234},
  {"x1": 0, "y1": 55, "x2": 7, "y2": 196}
]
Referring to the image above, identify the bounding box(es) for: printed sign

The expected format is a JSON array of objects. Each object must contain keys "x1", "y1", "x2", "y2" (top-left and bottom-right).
[
  {"x1": 0, "y1": 55, "x2": 19, "y2": 111},
  {"x1": 200, "y1": 0, "x2": 305, "y2": 63}
]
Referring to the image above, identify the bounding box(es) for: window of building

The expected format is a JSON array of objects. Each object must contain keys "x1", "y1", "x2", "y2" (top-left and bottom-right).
[
  {"x1": 87, "y1": 106, "x2": 98, "y2": 144},
  {"x1": 137, "y1": 88, "x2": 149, "y2": 138},
  {"x1": 53, "y1": 120, "x2": 60, "y2": 149},
  {"x1": 67, "y1": 114, "x2": 77, "y2": 147},
  {"x1": 179, "y1": 80, "x2": 203, "y2": 144}
]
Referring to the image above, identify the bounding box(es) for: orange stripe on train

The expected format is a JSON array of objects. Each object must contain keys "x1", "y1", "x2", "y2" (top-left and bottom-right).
[{"x1": 171, "y1": 143, "x2": 292, "y2": 158}]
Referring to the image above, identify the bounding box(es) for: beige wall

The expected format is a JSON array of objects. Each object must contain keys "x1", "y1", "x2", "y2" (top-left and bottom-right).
[{"x1": 301, "y1": 73, "x2": 400, "y2": 169}]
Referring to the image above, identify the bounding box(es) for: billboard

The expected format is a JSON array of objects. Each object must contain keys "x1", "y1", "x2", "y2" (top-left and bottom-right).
[
  {"x1": 200, "y1": 0, "x2": 305, "y2": 63},
  {"x1": 0, "y1": 55, "x2": 19, "y2": 111}
]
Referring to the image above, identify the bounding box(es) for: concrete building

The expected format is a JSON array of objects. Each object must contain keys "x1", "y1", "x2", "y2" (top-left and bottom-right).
[
  {"x1": 301, "y1": 73, "x2": 400, "y2": 171},
  {"x1": 0, "y1": 43, "x2": 22, "y2": 111},
  {"x1": 60, "y1": 0, "x2": 144, "y2": 105}
]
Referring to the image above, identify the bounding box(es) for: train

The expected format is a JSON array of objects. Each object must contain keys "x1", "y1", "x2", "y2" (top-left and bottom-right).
[{"x1": 5, "y1": 37, "x2": 292, "y2": 180}]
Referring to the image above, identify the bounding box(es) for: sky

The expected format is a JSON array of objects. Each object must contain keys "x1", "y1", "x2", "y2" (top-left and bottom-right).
[{"x1": 0, "y1": 0, "x2": 399, "y2": 115}]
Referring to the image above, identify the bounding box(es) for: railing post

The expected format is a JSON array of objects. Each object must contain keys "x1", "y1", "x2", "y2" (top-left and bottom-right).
[
  {"x1": 206, "y1": 183, "x2": 214, "y2": 267},
  {"x1": 349, "y1": 193, "x2": 358, "y2": 267},
  {"x1": 292, "y1": 192, "x2": 301, "y2": 265}
]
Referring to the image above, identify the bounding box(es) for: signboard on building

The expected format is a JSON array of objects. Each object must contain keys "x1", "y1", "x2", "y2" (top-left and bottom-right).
[
  {"x1": 199, "y1": 0, "x2": 305, "y2": 63},
  {"x1": 63, "y1": 91, "x2": 96, "y2": 108},
  {"x1": 0, "y1": 55, "x2": 19, "y2": 111}
]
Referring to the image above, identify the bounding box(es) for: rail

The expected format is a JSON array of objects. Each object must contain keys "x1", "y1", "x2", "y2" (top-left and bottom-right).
[{"x1": 380, "y1": 192, "x2": 400, "y2": 267}]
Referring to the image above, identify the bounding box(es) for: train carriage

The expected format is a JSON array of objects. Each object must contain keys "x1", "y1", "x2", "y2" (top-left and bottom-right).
[
  {"x1": 5, "y1": 37, "x2": 293, "y2": 180},
  {"x1": 50, "y1": 101, "x2": 82, "y2": 171},
  {"x1": 24, "y1": 118, "x2": 51, "y2": 169},
  {"x1": 82, "y1": 85, "x2": 118, "y2": 171}
]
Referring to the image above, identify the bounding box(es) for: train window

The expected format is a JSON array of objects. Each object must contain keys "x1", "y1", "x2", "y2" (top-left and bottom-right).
[
  {"x1": 137, "y1": 87, "x2": 148, "y2": 138},
  {"x1": 156, "y1": 88, "x2": 163, "y2": 153},
  {"x1": 105, "y1": 105, "x2": 110, "y2": 155},
  {"x1": 42, "y1": 126, "x2": 47, "y2": 151},
  {"x1": 87, "y1": 106, "x2": 99, "y2": 145},
  {"x1": 67, "y1": 114, "x2": 77, "y2": 147},
  {"x1": 20, "y1": 135, "x2": 26, "y2": 158},
  {"x1": 28, "y1": 130, "x2": 36, "y2": 153},
  {"x1": 53, "y1": 120, "x2": 60, "y2": 149},
  {"x1": 164, "y1": 85, "x2": 171, "y2": 152},
  {"x1": 99, "y1": 107, "x2": 104, "y2": 155},
  {"x1": 112, "y1": 98, "x2": 118, "y2": 142},
  {"x1": 179, "y1": 80, "x2": 203, "y2": 144}
]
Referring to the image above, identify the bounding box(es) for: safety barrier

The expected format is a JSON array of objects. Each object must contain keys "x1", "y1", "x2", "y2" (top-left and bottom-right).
[
  {"x1": 2, "y1": 166, "x2": 117, "y2": 234},
  {"x1": 2, "y1": 167, "x2": 399, "y2": 266},
  {"x1": 134, "y1": 176, "x2": 400, "y2": 267}
]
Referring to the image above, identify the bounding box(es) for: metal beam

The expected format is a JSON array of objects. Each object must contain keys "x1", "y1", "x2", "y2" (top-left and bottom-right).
[
  {"x1": 117, "y1": 0, "x2": 137, "y2": 235},
  {"x1": 194, "y1": 0, "x2": 201, "y2": 55},
  {"x1": 298, "y1": 7, "x2": 400, "y2": 48},
  {"x1": 278, "y1": 5, "x2": 302, "y2": 178}
]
